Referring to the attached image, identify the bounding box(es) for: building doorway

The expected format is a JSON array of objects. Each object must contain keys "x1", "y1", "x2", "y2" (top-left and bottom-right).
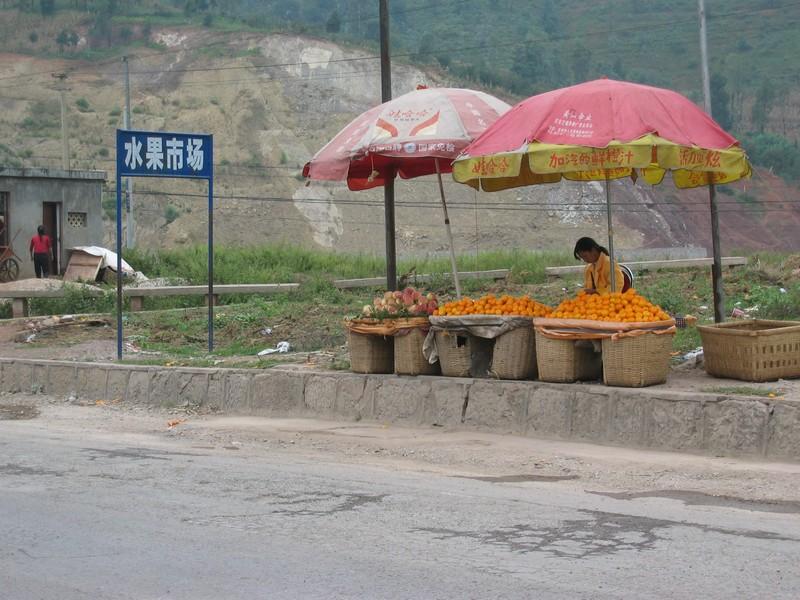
[{"x1": 42, "y1": 201, "x2": 62, "y2": 275}]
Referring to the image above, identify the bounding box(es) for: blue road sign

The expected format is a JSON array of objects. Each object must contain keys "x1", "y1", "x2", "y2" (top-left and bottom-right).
[
  {"x1": 115, "y1": 129, "x2": 214, "y2": 359},
  {"x1": 117, "y1": 130, "x2": 213, "y2": 179}
]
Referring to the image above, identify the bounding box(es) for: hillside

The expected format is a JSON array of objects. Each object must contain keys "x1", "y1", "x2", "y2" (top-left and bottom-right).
[
  {"x1": 4, "y1": 0, "x2": 799, "y2": 135},
  {"x1": 0, "y1": 15, "x2": 799, "y2": 259}
]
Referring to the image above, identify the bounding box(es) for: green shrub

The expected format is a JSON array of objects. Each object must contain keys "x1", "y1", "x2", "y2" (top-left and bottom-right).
[
  {"x1": 30, "y1": 286, "x2": 116, "y2": 317},
  {"x1": 741, "y1": 132, "x2": 800, "y2": 181},
  {"x1": 102, "y1": 196, "x2": 117, "y2": 220},
  {"x1": 750, "y1": 284, "x2": 800, "y2": 320},
  {"x1": 164, "y1": 205, "x2": 180, "y2": 224}
]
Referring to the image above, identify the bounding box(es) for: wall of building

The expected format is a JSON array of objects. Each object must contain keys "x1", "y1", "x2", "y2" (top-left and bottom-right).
[{"x1": 0, "y1": 168, "x2": 105, "y2": 278}]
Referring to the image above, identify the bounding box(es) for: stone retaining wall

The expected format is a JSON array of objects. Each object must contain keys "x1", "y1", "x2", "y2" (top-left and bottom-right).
[{"x1": 1, "y1": 358, "x2": 798, "y2": 461}]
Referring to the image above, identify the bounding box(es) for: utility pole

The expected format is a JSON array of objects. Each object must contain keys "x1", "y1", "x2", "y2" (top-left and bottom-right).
[
  {"x1": 123, "y1": 55, "x2": 135, "y2": 248},
  {"x1": 698, "y1": 0, "x2": 712, "y2": 116},
  {"x1": 52, "y1": 73, "x2": 70, "y2": 170},
  {"x1": 379, "y1": 0, "x2": 397, "y2": 291},
  {"x1": 698, "y1": 0, "x2": 725, "y2": 323}
]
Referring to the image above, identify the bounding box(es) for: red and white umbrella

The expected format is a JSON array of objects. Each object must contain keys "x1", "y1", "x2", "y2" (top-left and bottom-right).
[{"x1": 304, "y1": 86, "x2": 510, "y2": 295}]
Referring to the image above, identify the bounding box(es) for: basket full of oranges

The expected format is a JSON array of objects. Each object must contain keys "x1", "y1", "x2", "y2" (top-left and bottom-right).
[
  {"x1": 535, "y1": 289, "x2": 676, "y2": 387},
  {"x1": 427, "y1": 294, "x2": 553, "y2": 380}
]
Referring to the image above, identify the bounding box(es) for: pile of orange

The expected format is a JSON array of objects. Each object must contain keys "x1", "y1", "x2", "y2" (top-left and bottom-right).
[
  {"x1": 552, "y1": 289, "x2": 670, "y2": 322},
  {"x1": 435, "y1": 294, "x2": 552, "y2": 317}
]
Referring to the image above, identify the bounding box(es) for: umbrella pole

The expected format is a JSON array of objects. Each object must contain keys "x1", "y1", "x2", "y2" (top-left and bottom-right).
[
  {"x1": 435, "y1": 158, "x2": 462, "y2": 298},
  {"x1": 708, "y1": 181, "x2": 725, "y2": 323},
  {"x1": 605, "y1": 175, "x2": 617, "y2": 293},
  {"x1": 384, "y1": 171, "x2": 398, "y2": 291}
]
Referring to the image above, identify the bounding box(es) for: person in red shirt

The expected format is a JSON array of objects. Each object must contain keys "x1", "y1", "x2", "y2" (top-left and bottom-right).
[{"x1": 29, "y1": 225, "x2": 53, "y2": 278}]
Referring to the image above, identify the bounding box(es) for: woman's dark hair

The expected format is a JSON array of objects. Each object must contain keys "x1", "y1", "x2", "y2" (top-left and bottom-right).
[
  {"x1": 37, "y1": 225, "x2": 45, "y2": 236},
  {"x1": 573, "y1": 237, "x2": 609, "y2": 260}
]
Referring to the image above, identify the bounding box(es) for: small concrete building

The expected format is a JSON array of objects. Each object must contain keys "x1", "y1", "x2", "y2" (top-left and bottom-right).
[{"x1": 0, "y1": 168, "x2": 105, "y2": 278}]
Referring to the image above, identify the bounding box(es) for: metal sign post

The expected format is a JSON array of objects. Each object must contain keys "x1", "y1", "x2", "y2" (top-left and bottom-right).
[{"x1": 115, "y1": 129, "x2": 214, "y2": 360}]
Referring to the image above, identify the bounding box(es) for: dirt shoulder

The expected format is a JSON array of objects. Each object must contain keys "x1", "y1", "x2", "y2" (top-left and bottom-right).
[{"x1": 2, "y1": 392, "x2": 799, "y2": 508}]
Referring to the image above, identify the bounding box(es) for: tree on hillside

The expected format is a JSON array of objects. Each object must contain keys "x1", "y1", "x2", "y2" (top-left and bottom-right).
[
  {"x1": 540, "y1": 0, "x2": 561, "y2": 36},
  {"x1": 752, "y1": 80, "x2": 776, "y2": 133},
  {"x1": 56, "y1": 29, "x2": 68, "y2": 52},
  {"x1": 88, "y1": 12, "x2": 112, "y2": 47},
  {"x1": 325, "y1": 10, "x2": 341, "y2": 33},
  {"x1": 416, "y1": 33, "x2": 436, "y2": 64},
  {"x1": 710, "y1": 73, "x2": 733, "y2": 131},
  {"x1": 570, "y1": 44, "x2": 591, "y2": 83},
  {"x1": 89, "y1": 0, "x2": 116, "y2": 16},
  {"x1": 611, "y1": 57, "x2": 626, "y2": 80},
  {"x1": 742, "y1": 132, "x2": 800, "y2": 180},
  {"x1": 184, "y1": 0, "x2": 210, "y2": 15},
  {"x1": 39, "y1": 0, "x2": 55, "y2": 16},
  {"x1": 512, "y1": 43, "x2": 549, "y2": 89},
  {"x1": 55, "y1": 29, "x2": 79, "y2": 53}
]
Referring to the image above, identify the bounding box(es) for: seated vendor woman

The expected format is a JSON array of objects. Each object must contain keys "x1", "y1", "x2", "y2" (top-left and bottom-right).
[{"x1": 574, "y1": 236, "x2": 624, "y2": 295}]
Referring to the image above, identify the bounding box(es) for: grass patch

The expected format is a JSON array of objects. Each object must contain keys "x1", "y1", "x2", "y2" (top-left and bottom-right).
[
  {"x1": 5, "y1": 245, "x2": 800, "y2": 361},
  {"x1": 123, "y1": 293, "x2": 359, "y2": 357},
  {"x1": 672, "y1": 327, "x2": 702, "y2": 354},
  {"x1": 122, "y1": 245, "x2": 570, "y2": 288}
]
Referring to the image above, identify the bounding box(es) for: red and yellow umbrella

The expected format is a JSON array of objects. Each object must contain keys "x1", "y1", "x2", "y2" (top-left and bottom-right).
[{"x1": 452, "y1": 78, "x2": 752, "y2": 295}]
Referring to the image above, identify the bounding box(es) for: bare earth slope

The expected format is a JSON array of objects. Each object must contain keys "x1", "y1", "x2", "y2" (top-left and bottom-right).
[{"x1": 0, "y1": 21, "x2": 797, "y2": 256}]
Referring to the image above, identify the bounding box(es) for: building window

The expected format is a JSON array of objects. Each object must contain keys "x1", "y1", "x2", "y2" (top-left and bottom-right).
[
  {"x1": 0, "y1": 192, "x2": 8, "y2": 247},
  {"x1": 67, "y1": 212, "x2": 87, "y2": 228}
]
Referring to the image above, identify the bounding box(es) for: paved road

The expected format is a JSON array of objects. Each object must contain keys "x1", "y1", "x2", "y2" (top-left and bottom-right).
[{"x1": 2, "y1": 410, "x2": 799, "y2": 599}]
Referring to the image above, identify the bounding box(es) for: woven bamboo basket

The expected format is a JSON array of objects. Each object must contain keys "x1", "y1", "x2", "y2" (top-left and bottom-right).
[
  {"x1": 535, "y1": 335, "x2": 602, "y2": 383},
  {"x1": 491, "y1": 325, "x2": 537, "y2": 380},
  {"x1": 348, "y1": 330, "x2": 394, "y2": 374},
  {"x1": 698, "y1": 319, "x2": 800, "y2": 382},
  {"x1": 394, "y1": 328, "x2": 440, "y2": 376},
  {"x1": 601, "y1": 332, "x2": 673, "y2": 387},
  {"x1": 435, "y1": 330, "x2": 472, "y2": 377}
]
